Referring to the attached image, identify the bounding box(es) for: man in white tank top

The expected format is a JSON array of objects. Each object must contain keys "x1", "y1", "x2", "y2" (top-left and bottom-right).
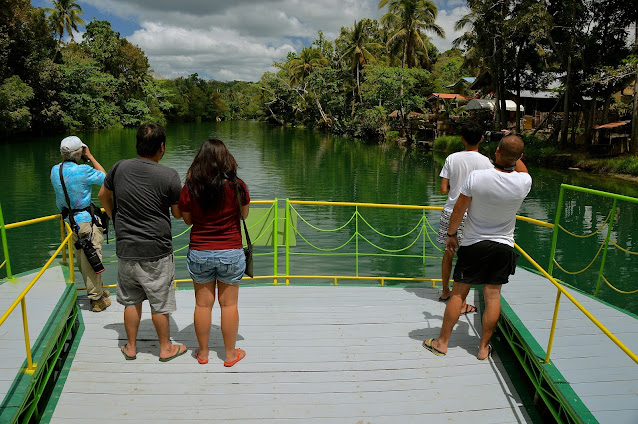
[
  {"x1": 424, "y1": 134, "x2": 532, "y2": 360},
  {"x1": 437, "y1": 121, "x2": 492, "y2": 312}
]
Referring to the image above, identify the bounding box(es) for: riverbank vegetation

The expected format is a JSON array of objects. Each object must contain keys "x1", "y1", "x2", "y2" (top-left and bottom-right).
[{"x1": 1, "y1": 0, "x2": 637, "y2": 172}]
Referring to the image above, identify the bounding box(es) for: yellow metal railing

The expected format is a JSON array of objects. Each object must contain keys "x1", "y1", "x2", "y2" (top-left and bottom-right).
[
  {"x1": 0, "y1": 222, "x2": 74, "y2": 373},
  {"x1": 1, "y1": 200, "x2": 637, "y2": 369},
  {"x1": 515, "y1": 242, "x2": 638, "y2": 365}
]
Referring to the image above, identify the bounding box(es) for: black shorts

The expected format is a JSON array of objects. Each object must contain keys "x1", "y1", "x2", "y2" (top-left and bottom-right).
[{"x1": 452, "y1": 240, "x2": 519, "y2": 285}]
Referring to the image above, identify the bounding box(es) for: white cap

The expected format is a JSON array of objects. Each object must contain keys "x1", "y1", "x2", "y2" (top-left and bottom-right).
[{"x1": 60, "y1": 136, "x2": 87, "y2": 154}]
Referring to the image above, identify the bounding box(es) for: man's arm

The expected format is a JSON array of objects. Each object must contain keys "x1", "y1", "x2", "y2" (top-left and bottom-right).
[
  {"x1": 514, "y1": 158, "x2": 528, "y2": 173},
  {"x1": 440, "y1": 177, "x2": 450, "y2": 195},
  {"x1": 98, "y1": 185, "x2": 114, "y2": 218},
  {"x1": 446, "y1": 194, "x2": 472, "y2": 251}
]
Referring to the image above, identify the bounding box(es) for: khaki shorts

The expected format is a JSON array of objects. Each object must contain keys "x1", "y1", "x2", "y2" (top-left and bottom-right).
[{"x1": 116, "y1": 254, "x2": 176, "y2": 314}]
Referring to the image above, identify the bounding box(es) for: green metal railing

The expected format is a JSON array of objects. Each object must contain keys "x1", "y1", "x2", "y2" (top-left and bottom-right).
[{"x1": 549, "y1": 184, "x2": 638, "y2": 297}]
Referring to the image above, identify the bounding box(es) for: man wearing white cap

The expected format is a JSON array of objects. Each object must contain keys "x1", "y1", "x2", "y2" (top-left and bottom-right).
[{"x1": 51, "y1": 136, "x2": 111, "y2": 312}]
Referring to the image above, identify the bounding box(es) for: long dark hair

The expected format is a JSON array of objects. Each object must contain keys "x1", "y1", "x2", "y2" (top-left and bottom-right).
[{"x1": 186, "y1": 139, "x2": 239, "y2": 213}]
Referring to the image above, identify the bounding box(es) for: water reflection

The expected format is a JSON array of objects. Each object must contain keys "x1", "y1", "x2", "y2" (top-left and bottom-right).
[{"x1": 1, "y1": 121, "x2": 636, "y2": 314}]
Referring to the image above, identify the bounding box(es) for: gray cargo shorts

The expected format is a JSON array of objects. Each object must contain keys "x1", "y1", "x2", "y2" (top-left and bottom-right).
[{"x1": 116, "y1": 254, "x2": 176, "y2": 314}]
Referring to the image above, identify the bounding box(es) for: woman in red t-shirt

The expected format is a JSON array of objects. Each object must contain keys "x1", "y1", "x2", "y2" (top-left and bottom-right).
[{"x1": 179, "y1": 139, "x2": 249, "y2": 366}]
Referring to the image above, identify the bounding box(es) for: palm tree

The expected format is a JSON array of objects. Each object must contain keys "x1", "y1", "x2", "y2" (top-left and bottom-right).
[
  {"x1": 378, "y1": 0, "x2": 444, "y2": 69},
  {"x1": 452, "y1": 9, "x2": 487, "y2": 76},
  {"x1": 288, "y1": 47, "x2": 331, "y2": 125},
  {"x1": 288, "y1": 47, "x2": 328, "y2": 85},
  {"x1": 338, "y1": 20, "x2": 382, "y2": 101},
  {"x1": 46, "y1": 0, "x2": 84, "y2": 57}
]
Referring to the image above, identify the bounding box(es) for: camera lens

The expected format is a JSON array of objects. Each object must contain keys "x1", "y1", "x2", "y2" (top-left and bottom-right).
[{"x1": 76, "y1": 236, "x2": 105, "y2": 274}]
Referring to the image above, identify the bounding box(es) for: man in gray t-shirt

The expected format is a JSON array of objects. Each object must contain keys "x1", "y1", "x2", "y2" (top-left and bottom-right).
[{"x1": 99, "y1": 123, "x2": 188, "y2": 362}]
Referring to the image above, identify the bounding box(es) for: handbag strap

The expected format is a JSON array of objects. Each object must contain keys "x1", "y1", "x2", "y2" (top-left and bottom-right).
[{"x1": 233, "y1": 178, "x2": 252, "y2": 249}]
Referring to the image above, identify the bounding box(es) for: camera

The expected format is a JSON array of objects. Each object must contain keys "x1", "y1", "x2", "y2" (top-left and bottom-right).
[
  {"x1": 74, "y1": 235, "x2": 105, "y2": 274},
  {"x1": 484, "y1": 131, "x2": 506, "y2": 143}
]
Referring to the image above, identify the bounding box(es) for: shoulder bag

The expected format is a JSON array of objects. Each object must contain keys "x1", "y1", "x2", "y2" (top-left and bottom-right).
[{"x1": 233, "y1": 178, "x2": 253, "y2": 277}]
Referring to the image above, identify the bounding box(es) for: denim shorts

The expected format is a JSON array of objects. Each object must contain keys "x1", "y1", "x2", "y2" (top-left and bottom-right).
[{"x1": 187, "y1": 249, "x2": 245, "y2": 285}]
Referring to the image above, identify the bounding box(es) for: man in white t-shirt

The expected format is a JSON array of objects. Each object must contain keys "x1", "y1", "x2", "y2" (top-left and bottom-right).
[
  {"x1": 437, "y1": 121, "x2": 492, "y2": 311},
  {"x1": 423, "y1": 134, "x2": 532, "y2": 360}
]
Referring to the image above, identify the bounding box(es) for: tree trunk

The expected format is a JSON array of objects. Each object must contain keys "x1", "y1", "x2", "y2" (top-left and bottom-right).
[
  {"x1": 561, "y1": 51, "x2": 572, "y2": 147},
  {"x1": 584, "y1": 98, "x2": 597, "y2": 145},
  {"x1": 515, "y1": 52, "x2": 521, "y2": 133},
  {"x1": 357, "y1": 64, "x2": 362, "y2": 103},
  {"x1": 602, "y1": 94, "x2": 611, "y2": 123},
  {"x1": 632, "y1": 22, "x2": 638, "y2": 154},
  {"x1": 561, "y1": 0, "x2": 577, "y2": 147}
]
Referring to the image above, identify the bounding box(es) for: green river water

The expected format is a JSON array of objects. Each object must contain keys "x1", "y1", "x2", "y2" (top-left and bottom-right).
[{"x1": 1, "y1": 121, "x2": 637, "y2": 315}]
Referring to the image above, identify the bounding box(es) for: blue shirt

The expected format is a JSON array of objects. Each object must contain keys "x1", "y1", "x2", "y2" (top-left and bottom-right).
[{"x1": 51, "y1": 162, "x2": 105, "y2": 225}]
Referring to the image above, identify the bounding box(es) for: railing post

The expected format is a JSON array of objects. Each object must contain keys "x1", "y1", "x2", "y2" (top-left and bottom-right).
[
  {"x1": 273, "y1": 199, "x2": 278, "y2": 285},
  {"x1": 355, "y1": 206, "x2": 359, "y2": 277},
  {"x1": 594, "y1": 199, "x2": 618, "y2": 297},
  {"x1": 0, "y1": 202, "x2": 14, "y2": 280},
  {"x1": 544, "y1": 288, "x2": 563, "y2": 364},
  {"x1": 21, "y1": 298, "x2": 36, "y2": 372},
  {"x1": 285, "y1": 199, "x2": 290, "y2": 285},
  {"x1": 60, "y1": 215, "x2": 67, "y2": 264},
  {"x1": 66, "y1": 223, "x2": 75, "y2": 283},
  {"x1": 548, "y1": 185, "x2": 566, "y2": 275},
  {"x1": 422, "y1": 209, "x2": 428, "y2": 285}
]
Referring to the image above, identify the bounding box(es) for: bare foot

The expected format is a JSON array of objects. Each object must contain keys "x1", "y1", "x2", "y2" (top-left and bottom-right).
[
  {"x1": 195, "y1": 348, "x2": 209, "y2": 364},
  {"x1": 120, "y1": 344, "x2": 136, "y2": 360},
  {"x1": 159, "y1": 344, "x2": 188, "y2": 362}
]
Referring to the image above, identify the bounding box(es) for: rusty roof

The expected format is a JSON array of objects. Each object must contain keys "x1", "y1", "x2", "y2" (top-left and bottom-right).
[
  {"x1": 428, "y1": 93, "x2": 469, "y2": 100},
  {"x1": 593, "y1": 121, "x2": 630, "y2": 130}
]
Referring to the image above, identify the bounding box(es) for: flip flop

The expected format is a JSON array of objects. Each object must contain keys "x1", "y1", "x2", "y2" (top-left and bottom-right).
[
  {"x1": 195, "y1": 349, "x2": 209, "y2": 364},
  {"x1": 438, "y1": 295, "x2": 450, "y2": 302},
  {"x1": 477, "y1": 344, "x2": 493, "y2": 361},
  {"x1": 159, "y1": 344, "x2": 188, "y2": 362},
  {"x1": 422, "y1": 338, "x2": 446, "y2": 356},
  {"x1": 462, "y1": 304, "x2": 478, "y2": 315},
  {"x1": 120, "y1": 345, "x2": 136, "y2": 360},
  {"x1": 223, "y1": 348, "x2": 246, "y2": 367}
]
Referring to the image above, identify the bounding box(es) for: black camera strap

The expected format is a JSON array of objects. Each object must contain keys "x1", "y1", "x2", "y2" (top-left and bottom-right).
[
  {"x1": 59, "y1": 162, "x2": 81, "y2": 233},
  {"x1": 492, "y1": 161, "x2": 516, "y2": 172}
]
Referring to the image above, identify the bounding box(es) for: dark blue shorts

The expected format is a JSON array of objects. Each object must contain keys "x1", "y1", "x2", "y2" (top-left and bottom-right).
[{"x1": 453, "y1": 240, "x2": 519, "y2": 285}]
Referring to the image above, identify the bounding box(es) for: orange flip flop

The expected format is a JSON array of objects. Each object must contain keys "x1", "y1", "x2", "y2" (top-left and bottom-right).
[
  {"x1": 195, "y1": 349, "x2": 209, "y2": 364},
  {"x1": 223, "y1": 348, "x2": 246, "y2": 367}
]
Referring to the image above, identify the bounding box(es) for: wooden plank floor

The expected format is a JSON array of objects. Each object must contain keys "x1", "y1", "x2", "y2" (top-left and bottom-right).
[
  {"x1": 50, "y1": 285, "x2": 532, "y2": 423},
  {"x1": 503, "y1": 268, "x2": 638, "y2": 424},
  {"x1": 0, "y1": 266, "x2": 68, "y2": 400}
]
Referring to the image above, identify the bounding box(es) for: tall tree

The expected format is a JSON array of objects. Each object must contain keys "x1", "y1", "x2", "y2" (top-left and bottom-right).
[
  {"x1": 338, "y1": 20, "x2": 382, "y2": 102},
  {"x1": 378, "y1": 0, "x2": 444, "y2": 69},
  {"x1": 45, "y1": 0, "x2": 84, "y2": 57}
]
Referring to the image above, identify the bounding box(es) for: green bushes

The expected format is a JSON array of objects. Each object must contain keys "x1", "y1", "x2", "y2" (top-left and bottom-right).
[
  {"x1": 577, "y1": 156, "x2": 638, "y2": 176},
  {"x1": 433, "y1": 135, "x2": 463, "y2": 152}
]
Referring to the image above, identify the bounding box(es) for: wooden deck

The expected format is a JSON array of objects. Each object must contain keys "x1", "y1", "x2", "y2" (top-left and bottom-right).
[
  {"x1": 48, "y1": 285, "x2": 533, "y2": 423},
  {"x1": 503, "y1": 268, "x2": 638, "y2": 424},
  {"x1": 5, "y1": 266, "x2": 638, "y2": 423},
  {"x1": 0, "y1": 266, "x2": 68, "y2": 401}
]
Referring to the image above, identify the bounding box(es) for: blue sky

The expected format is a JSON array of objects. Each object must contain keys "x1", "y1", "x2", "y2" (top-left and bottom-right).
[{"x1": 34, "y1": 0, "x2": 468, "y2": 82}]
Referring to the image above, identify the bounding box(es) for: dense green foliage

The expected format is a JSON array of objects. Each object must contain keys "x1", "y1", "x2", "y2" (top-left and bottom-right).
[
  {"x1": 1, "y1": 0, "x2": 635, "y2": 148},
  {"x1": 433, "y1": 135, "x2": 463, "y2": 152}
]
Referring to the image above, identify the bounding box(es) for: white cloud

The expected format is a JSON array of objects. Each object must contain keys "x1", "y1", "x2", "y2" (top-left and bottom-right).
[
  {"x1": 430, "y1": 6, "x2": 469, "y2": 53},
  {"x1": 128, "y1": 22, "x2": 295, "y2": 81},
  {"x1": 80, "y1": 0, "x2": 465, "y2": 82}
]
